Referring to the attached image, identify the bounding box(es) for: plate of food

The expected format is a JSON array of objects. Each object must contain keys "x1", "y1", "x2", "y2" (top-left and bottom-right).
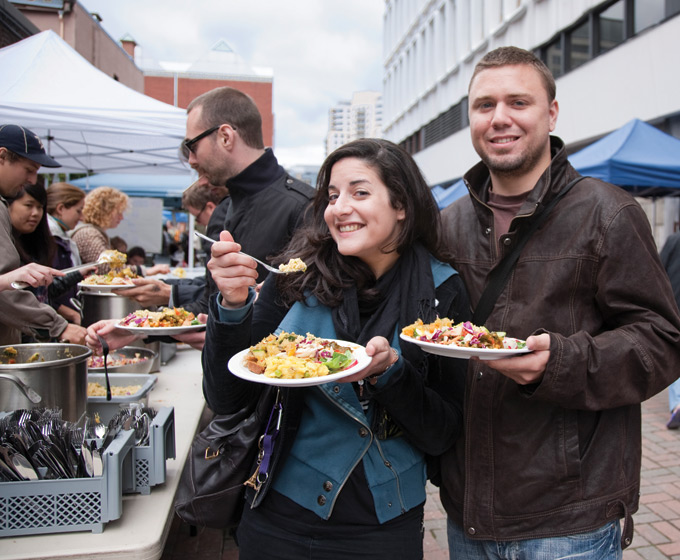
[
  {"x1": 228, "y1": 332, "x2": 371, "y2": 387},
  {"x1": 87, "y1": 346, "x2": 156, "y2": 373},
  {"x1": 114, "y1": 307, "x2": 206, "y2": 335},
  {"x1": 78, "y1": 260, "x2": 140, "y2": 291},
  {"x1": 400, "y1": 319, "x2": 531, "y2": 360}
]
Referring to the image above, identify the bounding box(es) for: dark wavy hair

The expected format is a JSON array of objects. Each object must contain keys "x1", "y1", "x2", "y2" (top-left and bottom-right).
[
  {"x1": 8, "y1": 181, "x2": 56, "y2": 266},
  {"x1": 273, "y1": 138, "x2": 448, "y2": 307}
]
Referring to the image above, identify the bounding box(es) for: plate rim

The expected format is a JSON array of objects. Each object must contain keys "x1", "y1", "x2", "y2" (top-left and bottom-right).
[
  {"x1": 399, "y1": 332, "x2": 530, "y2": 359},
  {"x1": 114, "y1": 323, "x2": 206, "y2": 335},
  {"x1": 77, "y1": 281, "x2": 136, "y2": 291},
  {"x1": 227, "y1": 338, "x2": 371, "y2": 387}
]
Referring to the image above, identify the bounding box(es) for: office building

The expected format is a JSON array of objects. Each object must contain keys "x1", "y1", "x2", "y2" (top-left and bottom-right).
[
  {"x1": 326, "y1": 91, "x2": 383, "y2": 156},
  {"x1": 382, "y1": 0, "x2": 680, "y2": 237}
]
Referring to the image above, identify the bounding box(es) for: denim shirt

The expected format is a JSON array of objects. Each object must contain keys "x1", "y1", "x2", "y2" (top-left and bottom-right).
[{"x1": 217, "y1": 256, "x2": 456, "y2": 522}]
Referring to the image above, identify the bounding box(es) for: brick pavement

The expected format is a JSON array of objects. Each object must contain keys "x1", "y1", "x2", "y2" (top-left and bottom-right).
[{"x1": 161, "y1": 388, "x2": 680, "y2": 559}]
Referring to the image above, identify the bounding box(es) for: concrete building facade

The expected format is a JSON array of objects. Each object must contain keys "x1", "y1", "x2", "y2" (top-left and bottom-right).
[
  {"x1": 382, "y1": 0, "x2": 680, "y2": 240},
  {"x1": 383, "y1": 0, "x2": 680, "y2": 183}
]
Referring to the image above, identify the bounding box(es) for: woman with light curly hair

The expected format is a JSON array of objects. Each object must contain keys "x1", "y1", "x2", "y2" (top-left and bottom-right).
[{"x1": 71, "y1": 186, "x2": 128, "y2": 264}]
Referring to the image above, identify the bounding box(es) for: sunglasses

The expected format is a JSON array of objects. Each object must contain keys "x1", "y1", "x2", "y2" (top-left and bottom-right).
[{"x1": 180, "y1": 126, "x2": 220, "y2": 161}]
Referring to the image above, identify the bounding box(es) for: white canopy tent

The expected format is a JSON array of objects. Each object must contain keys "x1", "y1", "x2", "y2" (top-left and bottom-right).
[{"x1": 0, "y1": 30, "x2": 188, "y2": 175}]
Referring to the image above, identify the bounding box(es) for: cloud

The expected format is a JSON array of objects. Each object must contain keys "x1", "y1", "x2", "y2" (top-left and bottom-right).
[{"x1": 81, "y1": 0, "x2": 383, "y2": 167}]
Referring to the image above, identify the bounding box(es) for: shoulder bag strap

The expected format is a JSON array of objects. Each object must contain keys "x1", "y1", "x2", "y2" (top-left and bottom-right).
[{"x1": 471, "y1": 176, "x2": 586, "y2": 325}]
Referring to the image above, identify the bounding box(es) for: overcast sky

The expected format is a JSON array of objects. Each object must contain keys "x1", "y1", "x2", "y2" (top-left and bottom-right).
[{"x1": 79, "y1": 0, "x2": 385, "y2": 169}]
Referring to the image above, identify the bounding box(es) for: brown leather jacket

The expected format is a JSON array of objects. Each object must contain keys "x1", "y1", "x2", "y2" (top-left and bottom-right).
[{"x1": 439, "y1": 137, "x2": 680, "y2": 548}]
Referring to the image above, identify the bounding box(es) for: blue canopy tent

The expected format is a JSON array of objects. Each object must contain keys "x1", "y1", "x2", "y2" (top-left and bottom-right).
[
  {"x1": 432, "y1": 179, "x2": 468, "y2": 210},
  {"x1": 70, "y1": 172, "x2": 194, "y2": 206},
  {"x1": 568, "y1": 119, "x2": 680, "y2": 197}
]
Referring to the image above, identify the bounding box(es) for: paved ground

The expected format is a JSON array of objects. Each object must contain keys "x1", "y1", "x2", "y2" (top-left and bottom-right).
[{"x1": 161, "y1": 388, "x2": 680, "y2": 559}]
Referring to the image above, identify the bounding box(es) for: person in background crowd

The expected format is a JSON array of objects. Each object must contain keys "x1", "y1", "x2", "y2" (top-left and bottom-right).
[
  {"x1": 109, "y1": 235, "x2": 128, "y2": 254},
  {"x1": 46, "y1": 181, "x2": 88, "y2": 320},
  {"x1": 71, "y1": 186, "x2": 128, "y2": 264},
  {"x1": 660, "y1": 232, "x2": 680, "y2": 428},
  {"x1": 46, "y1": 181, "x2": 85, "y2": 266},
  {"x1": 439, "y1": 46, "x2": 680, "y2": 558},
  {"x1": 121, "y1": 183, "x2": 230, "y2": 308},
  {"x1": 0, "y1": 124, "x2": 86, "y2": 345},
  {"x1": 125, "y1": 245, "x2": 170, "y2": 276},
  {"x1": 8, "y1": 182, "x2": 84, "y2": 326},
  {"x1": 88, "y1": 86, "x2": 314, "y2": 352},
  {"x1": 201, "y1": 138, "x2": 470, "y2": 559}
]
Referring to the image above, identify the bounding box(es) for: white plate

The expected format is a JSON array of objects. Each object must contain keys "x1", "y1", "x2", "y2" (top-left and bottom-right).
[
  {"x1": 77, "y1": 282, "x2": 136, "y2": 292},
  {"x1": 228, "y1": 339, "x2": 372, "y2": 387},
  {"x1": 114, "y1": 323, "x2": 206, "y2": 335},
  {"x1": 399, "y1": 332, "x2": 531, "y2": 360}
]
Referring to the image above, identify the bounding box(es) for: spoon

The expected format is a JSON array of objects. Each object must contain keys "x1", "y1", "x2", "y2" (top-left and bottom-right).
[
  {"x1": 0, "y1": 373, "x2": 42, "y2": 404},
  {"x1": 194, "y1": 231, "x2": 288, "y2": 275},
  {"x1": 96, "y1": 334, "x2": 112, "y2": 401},
  {"x1": 10, "y1": 250, "x2": 120, "y2": 290}
]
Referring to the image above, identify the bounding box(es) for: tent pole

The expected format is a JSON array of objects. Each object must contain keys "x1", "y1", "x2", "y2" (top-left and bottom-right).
[{"x1": 188, "y1": 214, "x2": 195, "y2": 268}]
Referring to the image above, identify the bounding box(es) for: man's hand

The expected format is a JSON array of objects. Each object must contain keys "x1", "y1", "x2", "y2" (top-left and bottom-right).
[
  {"x1": 145, "y1": 264, "x2": 171, "y2": 276},
  {"x1": 85, "y1": 318, "x2": 140, "y2": 353},
  {"x1": 172, "y1": 313, "x2": 207, "y2": 350},
  {"x1": 57, "y1": 304, "x2": 81, "y2": 325},
  {"x1": 59, "y1": 323, "x2": 88, "y2": 345},
  {"x1": 0, "y1": 263, "x2": 64, "y2": 291},
  {"x1": 115, "y1": 278, "x2": 172, "y2": 306},
  {"x1": 481, "y1": 333, "x2": 551, "y2": 385}
]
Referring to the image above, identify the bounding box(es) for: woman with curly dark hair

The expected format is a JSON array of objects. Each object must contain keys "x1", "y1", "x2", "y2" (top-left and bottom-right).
[{"x1": 201, "y1": 138, "x2": 471, "y2": 559}]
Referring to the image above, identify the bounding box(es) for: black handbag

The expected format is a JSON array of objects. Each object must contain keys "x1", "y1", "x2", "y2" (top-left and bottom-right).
[{"x1": 174, "y1": 387, "x2": 281, "y2": 530}]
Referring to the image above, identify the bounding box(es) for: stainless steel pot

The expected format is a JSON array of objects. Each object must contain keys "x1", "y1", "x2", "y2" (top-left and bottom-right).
[
  {"x1": 0, "y1": 343, "x2": 92, "y2": 422},
  {"x1": 71, "y1": 290, "x2": 146, "y2": 327}
]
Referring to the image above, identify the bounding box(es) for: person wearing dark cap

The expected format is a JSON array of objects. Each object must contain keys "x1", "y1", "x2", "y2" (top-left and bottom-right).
[{"x1": 0, "y1": 124, "x2": 87, "y2": 345}]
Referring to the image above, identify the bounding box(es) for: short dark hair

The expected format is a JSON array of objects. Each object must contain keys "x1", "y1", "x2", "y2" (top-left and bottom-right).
[
  {"x1": 181, "y1": 182, "x2": 229, "y2": 210},
  {"x1": 126, "y1": 246, "x2": 146, "y2": 260},
  {"x1": 187, "y1": 87, "x2": 264, "y2": 149},
  {"x1": 470, "y1": 46, "x2": 556, "y2": 102}
]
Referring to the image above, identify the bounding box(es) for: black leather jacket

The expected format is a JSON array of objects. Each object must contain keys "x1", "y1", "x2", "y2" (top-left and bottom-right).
[
  {"x1": 439, "y1": 137, "x2": 680, "y2": 548},
  {"x1": 184, "y1": 149, "x2": 314, "y2": 315}
]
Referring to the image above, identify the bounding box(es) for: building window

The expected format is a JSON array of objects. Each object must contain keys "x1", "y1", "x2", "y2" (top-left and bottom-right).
[
  {"x1": 567, "y1": 19, "x2": 590, "y2": 71},
  {"x1": 599, "y1": 0, "x2": 625, "y2": 54},
  {"x1": 545, "y1": 38, "x2": 563, "y2": 78},
  {"x1": 635, "y1": 0, "x2": 668, "y2": 32}
]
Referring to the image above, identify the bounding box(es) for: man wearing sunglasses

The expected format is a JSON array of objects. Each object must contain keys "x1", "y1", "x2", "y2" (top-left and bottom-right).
[{"x1": 89, "y1": 87, "x2": 314, "y2": 351}]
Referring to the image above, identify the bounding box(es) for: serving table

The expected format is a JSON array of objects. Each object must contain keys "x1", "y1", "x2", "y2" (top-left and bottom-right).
[{"x1": 0, "y1": 345, "x2": 206, "y2": 560}]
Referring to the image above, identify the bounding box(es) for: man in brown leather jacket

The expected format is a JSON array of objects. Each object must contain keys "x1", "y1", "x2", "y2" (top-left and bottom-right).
[{"x1": 440, "y1": 47, "x2": 680, "y2": 558}]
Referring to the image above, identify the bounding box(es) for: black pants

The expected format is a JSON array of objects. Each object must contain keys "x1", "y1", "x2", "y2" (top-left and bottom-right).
[{"x1": 236, "y1": 499, "x2": 425, "y2": 560}]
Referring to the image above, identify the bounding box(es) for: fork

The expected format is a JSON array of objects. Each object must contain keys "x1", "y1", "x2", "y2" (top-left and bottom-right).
[{"x1": 194, "y1": 231, "x2": 286, "y2": 274}]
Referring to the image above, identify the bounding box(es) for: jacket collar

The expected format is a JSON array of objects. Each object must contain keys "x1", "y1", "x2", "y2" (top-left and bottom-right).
[
  {"x1": 464, "y1": 136, "x2": 577, "y2": 217},
  {"x1": 226, "y1": 147, "x2": 285, "y2": 196}
]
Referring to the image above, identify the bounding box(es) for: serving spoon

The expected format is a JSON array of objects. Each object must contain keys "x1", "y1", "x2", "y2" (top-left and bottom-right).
[
  {"x1": 96, "y1": 334, "x2": 112, "y2": 401},
  {"x1": 11, "y1": 249, "x2": 123, "y2": 290}
]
